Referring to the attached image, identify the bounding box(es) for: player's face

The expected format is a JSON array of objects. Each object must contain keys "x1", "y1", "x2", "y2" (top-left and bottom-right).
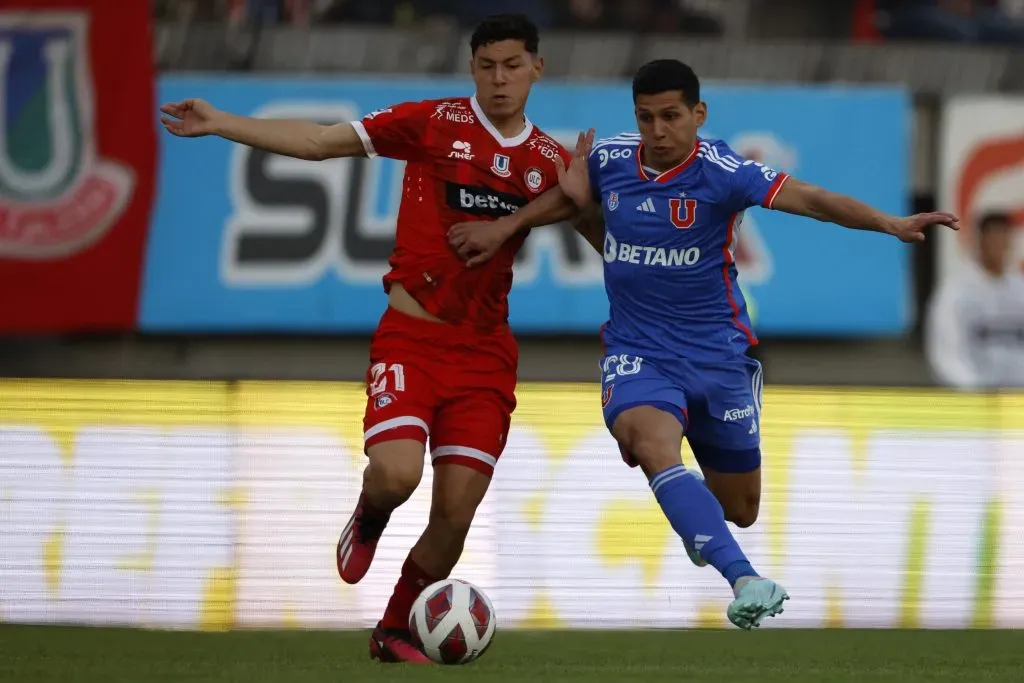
[
  {"x1": 471, "y1": 40, "x2": 543, "y2": 122},
  {"x1": 634, "y1": 92, "x2": 707, "y2": 170}
]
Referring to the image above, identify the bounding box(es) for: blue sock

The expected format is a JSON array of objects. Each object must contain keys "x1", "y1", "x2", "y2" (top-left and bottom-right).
[{"x1": 650, "y1": 464, "x2": 758, "y2": 587}]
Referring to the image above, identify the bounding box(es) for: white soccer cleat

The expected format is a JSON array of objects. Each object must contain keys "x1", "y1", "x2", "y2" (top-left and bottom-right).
[{"x1": 727, "y1": 577, "x2": 789, "y2": 630}]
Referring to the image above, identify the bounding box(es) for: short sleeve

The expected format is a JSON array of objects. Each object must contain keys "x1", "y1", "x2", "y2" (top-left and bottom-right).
[
  {"x1": 350, "y1": 100, "x2": 433, "y2": 161},
  {"x1": 710, "y1": 141, "x2": 790, "y2": 212}
]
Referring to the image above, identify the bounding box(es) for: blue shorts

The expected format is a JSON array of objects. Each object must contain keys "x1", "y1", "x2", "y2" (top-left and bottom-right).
[{"x1": 600, "y1": 352, "x2": 763, "y2": 474}]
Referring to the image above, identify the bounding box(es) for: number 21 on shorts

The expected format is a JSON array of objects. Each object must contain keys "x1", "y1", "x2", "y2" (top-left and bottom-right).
[{"x1": 370, "y1": 363, "x2": 406, "y2": 410}]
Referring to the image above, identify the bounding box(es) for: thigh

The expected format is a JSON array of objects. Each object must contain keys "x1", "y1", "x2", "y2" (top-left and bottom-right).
[
  {"x1": 601, "y1": 353, "x2": 688, "y2": 469},
  {"x1": 430, "y1": 364, "x2": 516, "y2": 478},
  {"x1": 686, "y1": 356, "x2": 763, "y2": 474},
  {"x1": 362, "y1": 337, "x2": 439, "y2": 452}
]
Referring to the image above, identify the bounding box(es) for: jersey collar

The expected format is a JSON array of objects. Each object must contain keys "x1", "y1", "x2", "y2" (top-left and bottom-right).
[
  {"x1": 637, "y1": 139, "x2": 700, "y2": 183},
  {"x1": 470, "y1": 95, "x2": 534, "y2": 148}
]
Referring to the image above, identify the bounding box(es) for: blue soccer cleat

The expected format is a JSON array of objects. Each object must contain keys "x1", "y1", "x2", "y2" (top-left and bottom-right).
[{"x1": 727, "y1": 577, "x2": 789, "y2": 630}]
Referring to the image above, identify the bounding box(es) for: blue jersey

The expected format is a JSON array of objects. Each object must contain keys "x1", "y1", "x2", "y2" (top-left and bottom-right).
[{"x1": 589, "y1": 134, "x2": 789, "y2": 362}]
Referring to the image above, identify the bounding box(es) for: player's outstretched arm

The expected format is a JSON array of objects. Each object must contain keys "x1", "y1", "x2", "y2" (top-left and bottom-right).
[
  {"x1": 159, "y1": 98, "x2": 366, "y2": 161},
  {"x1": 771, "y1": 178, "x2": 959, "y2": 242}
]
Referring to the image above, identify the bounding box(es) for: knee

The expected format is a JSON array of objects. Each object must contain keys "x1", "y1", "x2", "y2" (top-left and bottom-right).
[
  {"x1": 428, "y1": 496, "x2": 477, "y2": 539},
  {"x1": 725, "y1": 497, "x2": 760, "y2": 528},
  {"x1": 366, "y1": 453, "x2": 422, "y2": 502},
  {"x1": 614, "y1": 423, "x2": 679, "y2": 473},
  {"x1": 627, "y1": 436, "x2": 680, "y2": 474},
  {"x1": 615, "y1": 414, "x2": 680, "y2": 474}
]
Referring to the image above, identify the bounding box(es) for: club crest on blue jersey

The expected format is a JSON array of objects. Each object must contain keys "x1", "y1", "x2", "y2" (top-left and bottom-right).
[
  {"x1": 601, "y1": 384, "x2": 614, "y2": 407},
  {"x1": 491, "y1": 153, "x2": 511, "y2": 178},
  {"x1": 607, "y1": 191, "x2": 619, "y2": 211},
  {"x1": 669, "y1": 198, "x2": 698, "y2": 229}
]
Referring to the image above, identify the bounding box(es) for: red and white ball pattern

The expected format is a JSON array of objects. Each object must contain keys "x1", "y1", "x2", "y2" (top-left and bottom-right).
[{"x1": 408, "y1": 579, "x2": 496, "y2": 665}]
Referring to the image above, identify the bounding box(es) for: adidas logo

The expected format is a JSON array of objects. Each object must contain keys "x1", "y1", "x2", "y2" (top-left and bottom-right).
[
  {"x1": 749, "y1": 421, "x2": 758, "y2": 435},
  {"x1": 636, "y1": 197, "x2": 656, "y2": 213},
  {"x1": 694, "y1": 534, "x2": 713, "y2": 551}
]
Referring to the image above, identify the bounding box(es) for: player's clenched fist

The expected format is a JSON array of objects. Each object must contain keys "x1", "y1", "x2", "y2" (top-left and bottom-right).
[
  {"x1": 448, "y1": 218, "x2": 517, "y2": 268},
  {"x1": 159, "y1": 98, "x2": 222, "y2": 137}
]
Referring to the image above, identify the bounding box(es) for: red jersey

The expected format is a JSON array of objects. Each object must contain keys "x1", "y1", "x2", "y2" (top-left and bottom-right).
[{"x1": 350, "y1": 96, "x2": 570, "y2": 332}]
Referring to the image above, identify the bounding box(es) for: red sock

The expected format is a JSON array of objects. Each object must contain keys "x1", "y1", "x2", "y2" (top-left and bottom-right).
[{"x1": 381, "y1": 556, "x2": 441, "y2": 631}]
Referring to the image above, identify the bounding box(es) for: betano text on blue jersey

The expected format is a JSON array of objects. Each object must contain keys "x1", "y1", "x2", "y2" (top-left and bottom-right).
[{"x1": 589, "y1": 133, "x2": 789, "y2": 362}]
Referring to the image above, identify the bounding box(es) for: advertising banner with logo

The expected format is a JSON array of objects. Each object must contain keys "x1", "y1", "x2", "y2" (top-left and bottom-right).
[
  {"x1": 930, "y1": 98, "x2": 1024, "y2": 388},
  {"x1": 2, "y1": 380, "x2": 1022, "y2": 631},
  {"x1": 142, "y1": 78, "x2": 909, "y2": 335},
  {"x1": 938, "y1": 97, "x2": 1024, "y2": 281},
  {"x1": 0, "y1": 1, "x2": 157, "y2": 332}
]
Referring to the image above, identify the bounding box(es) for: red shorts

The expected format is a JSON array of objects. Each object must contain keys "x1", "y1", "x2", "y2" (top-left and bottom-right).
[{"x1": 362, "y1": 307, "x2": 518, "y2": 477}]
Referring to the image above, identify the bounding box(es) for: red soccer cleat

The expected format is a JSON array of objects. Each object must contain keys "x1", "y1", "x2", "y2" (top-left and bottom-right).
[
  {"x1": 337, "y1": 494, "x2": 389, "y2": 585},
  {"x1": 369, "y1": 622, "x2": 433, "y2": 664}
]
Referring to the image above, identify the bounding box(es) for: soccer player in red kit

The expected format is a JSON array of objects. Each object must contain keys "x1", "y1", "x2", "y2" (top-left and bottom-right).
[{"x1": 160, "y1": 14, "x2": 576, "y2": 662}]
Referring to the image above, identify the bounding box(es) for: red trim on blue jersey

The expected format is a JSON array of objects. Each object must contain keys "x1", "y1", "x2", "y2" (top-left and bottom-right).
[
  {"x1": 636, "y1": 140, "x2": 700, "y2": 184},
  {"x1": 722, "y1": 213, "x2": 758, "y2": 347},
  {"x1": 762, "y1": 173, "x2": 790, "y2": 209}
]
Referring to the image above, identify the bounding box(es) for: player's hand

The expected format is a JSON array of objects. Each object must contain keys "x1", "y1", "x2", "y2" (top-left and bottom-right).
[
  {"x1": 159, "y1": 98, "x2": 222, "y2": 137},
  {"x1": 448, "y1": 217, "x2": 516, "y2": 268},
  {"x1": 888, "y1": 211, "x2": 960, "y2": 243},
  {"x1": 555, "y1": 128, "x2": 595, "y2": 208}
]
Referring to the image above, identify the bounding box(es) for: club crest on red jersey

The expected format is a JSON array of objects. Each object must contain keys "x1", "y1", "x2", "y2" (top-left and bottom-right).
[
  {"x1": 524, "y1": 167, "x2": 544, "y2": 193},
  {"x1": 374, "y1": 392, "x2": 397, "y2": 410},
  {"x1": 491, "y1": 154, "x2": 511, "y2": 178}
]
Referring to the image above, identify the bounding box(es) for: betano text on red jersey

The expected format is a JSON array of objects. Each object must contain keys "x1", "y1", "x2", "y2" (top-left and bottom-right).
[{"x1": 350, "y1": 96, "x2": 570, "y2": 332}]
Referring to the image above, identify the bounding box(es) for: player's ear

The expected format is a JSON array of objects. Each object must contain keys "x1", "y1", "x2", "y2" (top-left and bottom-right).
[
  {"x1": 694, "y1": 101, "x2": 708, "y2": 127},
  {"x1": 532, "y1": 55, "x2": 544, "y2": 82}
]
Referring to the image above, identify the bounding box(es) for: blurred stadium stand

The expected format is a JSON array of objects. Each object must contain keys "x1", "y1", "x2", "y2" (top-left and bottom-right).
[{"x1": 3, "y1": 0, "x2": 1022, "y2": 385}]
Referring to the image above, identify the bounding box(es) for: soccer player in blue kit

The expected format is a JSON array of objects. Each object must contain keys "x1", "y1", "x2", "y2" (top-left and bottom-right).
[{"x1": 448, "y1": 59, "x2": 959, "y2": 629}]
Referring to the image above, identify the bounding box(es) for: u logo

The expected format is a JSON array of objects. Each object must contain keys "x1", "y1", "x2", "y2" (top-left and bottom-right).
[
  {"x1": 669, "y1": 198, "x2": 697, "y2": 229},
  {"x1": 0, "y1": 33, "x2": 80, "y2": 199}
]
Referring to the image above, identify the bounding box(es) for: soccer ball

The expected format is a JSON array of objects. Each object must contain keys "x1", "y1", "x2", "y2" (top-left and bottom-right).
[{"x1": 408, "y1": 578, "x2": 496, "y2": 665}]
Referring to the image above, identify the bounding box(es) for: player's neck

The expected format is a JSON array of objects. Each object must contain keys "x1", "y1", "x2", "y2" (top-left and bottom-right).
[
  {"x1": 481, "y1": 109, "x2": 527, "y2": 139},
  {"x1": 982, "y1": 261, "x2": 1006, "y2": 279},
  {"x1": 640, "y1": 148, "x2": 681, "y2": 174},
  {"x1": 641, "y1": 139, "x2": 696, "y2": 174}
]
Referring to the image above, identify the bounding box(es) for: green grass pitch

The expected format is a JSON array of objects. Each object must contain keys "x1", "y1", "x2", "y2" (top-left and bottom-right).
[{"x1": 2, "y1": 625, "x2": 1023, "y2": 682}]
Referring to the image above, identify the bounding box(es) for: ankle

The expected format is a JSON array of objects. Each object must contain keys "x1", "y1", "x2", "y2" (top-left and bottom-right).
[
  {"x1": 731, "y1": 574, "x2": 761, "y2": 597},
  {"x1": 360, "y1": 490, "x2": 394, "y2": 520}
]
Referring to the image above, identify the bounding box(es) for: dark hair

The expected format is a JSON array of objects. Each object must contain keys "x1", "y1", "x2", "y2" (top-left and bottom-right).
[
  {"x1": 632, "y1": 59, "x2": 701, "y2": 108},
  {"x1": 979, "y1": 211, "x2": 1012, "y2": 233},
  {"x1": 470, "y1": 14, "x2": 539, "y2": 55}
]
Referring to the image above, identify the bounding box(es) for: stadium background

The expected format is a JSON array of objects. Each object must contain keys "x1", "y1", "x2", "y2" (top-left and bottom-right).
[{"x1": 2, "y1": 0, "x2": 1024, "y2": 661}]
